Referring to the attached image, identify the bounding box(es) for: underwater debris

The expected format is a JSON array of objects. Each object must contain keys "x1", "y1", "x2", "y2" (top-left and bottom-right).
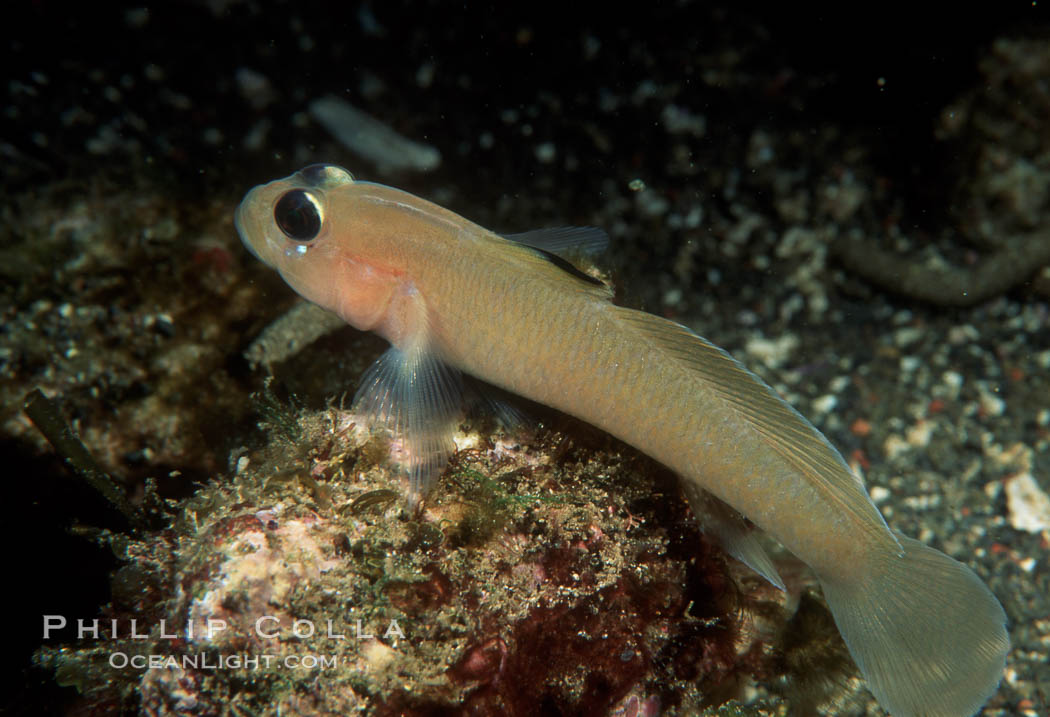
[
  {"x1": 243, "y1": 301, "x2": 347, "y2": 369},
  {"x1": 1005, "y1": 472, "x2": 1050, "y2": 534},
  {"x1": 349, "y1": 487, "x2": 400, "y2": 514},
  {"x1": 767, "y1": 591, "x2": 860, "y2": 714},
  {"x1": 23, "y1": 388, "x2": 143, "y2": 528},
  {"x1": 835, "y1": 36, "x2": 1050, "y2": 307},
  {"x1": 309, "y1": 95, "x2": 442, "y2": 174},
  {"x1": 834, "y1": 230, "x2": 1050, "y2": 307}
]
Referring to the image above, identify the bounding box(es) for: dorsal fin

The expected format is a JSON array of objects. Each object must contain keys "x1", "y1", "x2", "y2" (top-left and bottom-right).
[
  {"x1": 501, "y1": 226, "x2": 611, "y2": 292},
  {"x1": 503, "y1": 226, "x2": 609, "y2": 257},
  {"x1": 614, "y1": 306, "x2": 901, "y2": 556},
  {"x1": 522, "y1": 245, "x2": 607, "y2": 287}
]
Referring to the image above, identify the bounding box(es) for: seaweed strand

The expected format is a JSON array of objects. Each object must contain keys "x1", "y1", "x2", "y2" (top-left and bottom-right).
[{"x1": 23, "y1": 388, "x2": 144, "y2": 529}]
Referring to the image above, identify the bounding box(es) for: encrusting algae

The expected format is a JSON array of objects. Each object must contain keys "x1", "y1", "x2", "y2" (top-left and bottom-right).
[
  {"x1": 38, "y1": 395, "x2": 807, "y2": 715},
  {"x1": 232, "y1": 164, "x2": 1010, "y2": 717}
]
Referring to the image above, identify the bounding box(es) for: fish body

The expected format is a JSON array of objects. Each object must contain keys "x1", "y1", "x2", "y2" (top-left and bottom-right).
[{"x1": 237, "y1": 164, "x2": 1009, "y2": 717}]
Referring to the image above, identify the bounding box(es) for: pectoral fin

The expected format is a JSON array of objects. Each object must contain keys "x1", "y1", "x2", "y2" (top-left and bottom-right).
[{"x1": 352, "y1": 341, "x2": 463, "y2": 507}]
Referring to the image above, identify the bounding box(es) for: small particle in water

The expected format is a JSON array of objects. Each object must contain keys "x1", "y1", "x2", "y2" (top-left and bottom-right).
[
  {"x1": 534, "y1": 142, "x2": 556, "y2": 163},
  {"x1": 309, "y1": 96, "x2": 441, "y2": 174}
]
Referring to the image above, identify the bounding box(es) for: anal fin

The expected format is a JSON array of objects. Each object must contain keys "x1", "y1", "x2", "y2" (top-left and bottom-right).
[{"x1": 681, "y1": 481, "x2": 786, "y2": 590}]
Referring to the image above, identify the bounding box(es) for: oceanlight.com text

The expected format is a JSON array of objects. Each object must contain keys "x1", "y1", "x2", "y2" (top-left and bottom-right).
[{"x1": 109, "y1": 652, "x2": 342, "y2": 671}]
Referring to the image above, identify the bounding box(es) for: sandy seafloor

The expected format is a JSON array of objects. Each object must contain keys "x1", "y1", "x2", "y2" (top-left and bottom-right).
[{"x1": 3, "y1": 3, "x2": 1049, "y2": 715}]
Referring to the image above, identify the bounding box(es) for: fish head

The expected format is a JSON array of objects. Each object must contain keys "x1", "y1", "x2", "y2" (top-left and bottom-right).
[
  {"x1": 235, "y1": 163, "x2": 358, "y2": 301},
  {"x1": 236, "y1": 164, "x2": 418, "y2": 337}
]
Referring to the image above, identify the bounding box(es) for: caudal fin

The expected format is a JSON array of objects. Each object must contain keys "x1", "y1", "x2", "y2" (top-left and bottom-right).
[{"x1": 818, "y1": 534, "x2": 1009, "y2": 717}]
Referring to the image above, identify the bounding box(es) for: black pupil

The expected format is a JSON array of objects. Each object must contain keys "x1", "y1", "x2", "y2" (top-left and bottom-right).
[{"x1": 274, "y1": 190, "x2": 321, "y2": 241}]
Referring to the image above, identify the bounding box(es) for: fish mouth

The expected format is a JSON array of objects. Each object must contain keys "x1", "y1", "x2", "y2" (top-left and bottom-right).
[{"x1": 234, "y1": 196, "x2": 262, "y2": 263}]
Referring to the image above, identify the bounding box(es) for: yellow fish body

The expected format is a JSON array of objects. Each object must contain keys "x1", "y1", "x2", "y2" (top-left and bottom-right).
[{"x1": 236, "y1": 164, "x2": 1008, "y2": 717}]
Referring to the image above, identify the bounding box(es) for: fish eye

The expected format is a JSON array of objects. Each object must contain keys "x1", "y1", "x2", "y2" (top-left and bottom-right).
[{"x1": 274, "y1": 189, "x2": 323, "y2": 241}]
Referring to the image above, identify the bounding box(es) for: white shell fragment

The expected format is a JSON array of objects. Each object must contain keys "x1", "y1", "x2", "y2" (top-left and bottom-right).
[
  {"x1": 309, "y1": 95, "x2": 441, "y2": 174},
  {"x1": 1005, "y1": 472, "x2": 1050, "y2": 533}
]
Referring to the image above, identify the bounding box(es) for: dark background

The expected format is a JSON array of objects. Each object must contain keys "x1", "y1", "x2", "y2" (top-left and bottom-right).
[
  {"x1": 4, "y1": 1, "x2": 1045, "y2": 714},
  {"x1": 6, "y1": 2, "x2": 1045, "y2": 201}
]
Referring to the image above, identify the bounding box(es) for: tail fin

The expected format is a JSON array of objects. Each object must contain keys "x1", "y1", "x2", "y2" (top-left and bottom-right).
[{"x1": 818, "y1": 534, "x2": 1009, "y2": 717}]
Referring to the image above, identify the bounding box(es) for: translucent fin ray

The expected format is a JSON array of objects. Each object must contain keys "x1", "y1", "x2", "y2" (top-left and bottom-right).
[
  {"x1": 819, "y1": 534, "x2": 1009, "y2": 717},
  {"x1": 497, "y1": 227, "x2": 613, "y2": 296},
  {"x1": 503, "y1": 226, "x2": 609, "y2": 256},
  {"x1": 463, "y1": 376, "x2": 532, "y2": 433},
  {"x1": 352, "y1": 342, "x2": 463, "y2": 506},
  {"x1": 681, "y1": 481, "x2": 785, "y2": 590}
]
